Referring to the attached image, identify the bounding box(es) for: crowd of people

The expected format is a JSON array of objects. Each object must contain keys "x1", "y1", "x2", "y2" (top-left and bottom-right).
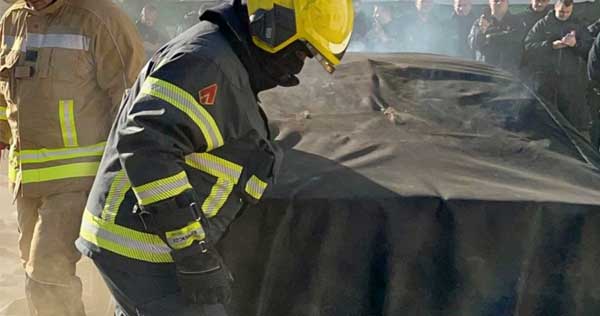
[
  {"x1": 131, "y1": 0, "x2": 600, "y2": 147},
  {"x1": 346, "y1": 0, "x2": 600, "y2": 147}
]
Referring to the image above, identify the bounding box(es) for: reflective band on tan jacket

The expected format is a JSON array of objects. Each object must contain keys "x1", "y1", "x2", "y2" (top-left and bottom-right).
[{"x1": 0, "y1": 0, "x2": 145, "y2": 197}]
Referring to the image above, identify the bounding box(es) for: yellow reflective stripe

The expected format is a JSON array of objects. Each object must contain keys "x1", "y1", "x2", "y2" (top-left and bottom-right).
[
  {"x1": 19, "y1": 142, "x2": 106, "y2": 164},
  {"x1": 59, "y1": 100, "x2": 78, "y2": 147},
  {"x1": 184, "y1": 153, "x2": 242, "y2": 183},
  {"x1": 8, "y1": 163, "x2": 17, "y2": 183},
  {"x1": 202, "y1": 178, "x2": 234, "y2": 218},
  {"x1": 21, "y1": 162, "x2": 99, "y2": 184},
  {"x1": 184, "y1": 153, "x2": 242, "y2": 217},
  {"x1": 8, "y1": 145, "x2": 18, "y2": 183},
  {"x1": 165, "y1": 221, "x2": 205, "y2": 250},
  {"x1": 102, "y1": 170, "x2": 131, "y2": 223},
  {"x1": 0, "y1": 106, "x2": 7, "y2": 120},
  {"x1": 132, "y1": 171, "x2": 192, "y2": 206},
  {"x1": 80, "y1": 209, "x2": 173, "y2": 263},
  {"x1": 245, "y1": 175, "x2": 268, "y2": 200},
  {"x1": 139, "y1": 77, "x2": 224, "y2": 151}
]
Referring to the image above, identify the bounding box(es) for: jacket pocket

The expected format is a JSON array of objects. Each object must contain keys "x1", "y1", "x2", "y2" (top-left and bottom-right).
[{"x1": 49, "y1": 45, "x2": 93, "y2": 81}]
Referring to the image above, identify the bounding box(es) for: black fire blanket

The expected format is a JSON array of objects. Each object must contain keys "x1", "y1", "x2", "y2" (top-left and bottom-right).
[{"x1": 219, "y1": 53, "x2": 600, "y2": 316}]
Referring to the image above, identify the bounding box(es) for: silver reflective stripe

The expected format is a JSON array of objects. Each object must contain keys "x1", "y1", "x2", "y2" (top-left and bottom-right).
[
  {"x1": 102, "y1": 171, "x2": 131, "y2": 223},
  {"x1": 185, "y1": 153, "x2": 242, "y2": 182},
  {"x1": 19, "y1": 142, "x2": 105, "y2": 164},
  {"x1": 3, "y1": 35, "x2": 25, "y2": 52},
  {"x1": 139, "y1": 78, "x2": 224, "y2": 150},
  {"x1": 80, "y1": 217, "x2": 171, "y2": 255},
  {"x1": 26, "y1": 33, "x2": 90, "y2": 51},
  {"x1": 245, "y1": 175, "x2": 268, "y2": 200},
  {"x1": 134, "y1": 174, "x2": 191, "y2": 205},
  {"x1": 202, "y1": 178, "x2": 234, "y2": 218}
]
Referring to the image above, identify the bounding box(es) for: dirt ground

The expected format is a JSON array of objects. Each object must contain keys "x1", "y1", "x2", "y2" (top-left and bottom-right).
[{"x1": 0, "y1": 161, "x2": 114, "y2": 316}]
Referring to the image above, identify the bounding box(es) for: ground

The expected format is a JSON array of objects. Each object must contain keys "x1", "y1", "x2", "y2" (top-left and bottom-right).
[{"x1": 0, "y1": 161, "x2": 113, "y2": 316}]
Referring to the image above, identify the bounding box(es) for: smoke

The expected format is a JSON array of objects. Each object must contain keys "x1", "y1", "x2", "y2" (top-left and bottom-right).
[{"x1": 348, "y1": 2, "x2": 481, "y2": 58}]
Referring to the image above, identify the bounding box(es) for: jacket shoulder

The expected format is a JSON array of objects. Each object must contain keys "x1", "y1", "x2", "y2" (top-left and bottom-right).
[
  {"x1": 174, "y1": 24, "x2": 249, "y2": 90},
  {"x1": 65, "y1": 0, "x2": 132, "y2": 27},
  {"x1": 2, "y1": 0, "x2": 27, "y2": 19}
]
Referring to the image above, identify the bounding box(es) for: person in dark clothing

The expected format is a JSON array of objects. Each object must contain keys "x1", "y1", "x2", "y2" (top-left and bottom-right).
[
  {"x1": 519, "y1": 0, "x2": 552, "y2": 32},
  {"x1": 519, "y1": 0, "x2": 552, "y2": 85},
  {"x1": 468, "y1": 0, "x2": 526, "y2": 73},
  {"x1": 587, "y1": 31, "x2": 600, "y2": 148},
  {"x1": 446, "y1": 0, "x2": 477, "y2": 58},
  {"x1": 524, "y1": 0, "x2": 593, "y2": 135},
  {"x1": 136, "y1": 5, "x2": 169, "y2": 58}
]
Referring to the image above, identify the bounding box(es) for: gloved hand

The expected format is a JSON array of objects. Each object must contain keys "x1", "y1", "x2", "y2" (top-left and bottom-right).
[{"x1": 171, "y1": 242, "x2": 234, "y2": 305}]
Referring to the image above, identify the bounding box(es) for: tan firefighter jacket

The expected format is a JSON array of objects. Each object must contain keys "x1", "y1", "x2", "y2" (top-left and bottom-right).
[{"x1": 0, "y1": 0, "x2": 145, "y2": 198}]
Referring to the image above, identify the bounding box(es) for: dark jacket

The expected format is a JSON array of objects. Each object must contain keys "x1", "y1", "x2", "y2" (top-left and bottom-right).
[
  {"x1": 524, "y1": 10, "x2": 593, "y2": 78},
  {"x1": 518, "y1": 6, "x2": 552, "y2": 77},
  {"x1": 446, "y1": 12, "x2": 478, "y2": 58},
  {"x1": 588, "y1": 32, "x2": 600, "y2": 82},
  {"x1": 517, "y1": 6, "x2": 551, "y2": 33},
  {"x1": 77, "y1": 2, "x2": 281, "y2": 271},
  {"x1": 468, "y1": 11, "x2": 526, "y2": 72}
]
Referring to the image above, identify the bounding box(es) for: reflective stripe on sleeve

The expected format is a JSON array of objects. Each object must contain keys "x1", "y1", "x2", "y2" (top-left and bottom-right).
[
  {"x1": 245, "y1": 175, "x2": 268, "y2": 200},
  {"x1": 21, "y1": 162, "x2": 100, "y2": 184},
  {"x1": 0, "y1": 106, "x2": 7, "y2": 120},
  {"x1": 102, "y1": 170, "x2": 131, "y2": 223},
  {"x1": 79, "y1": 209, "x2": 173, "y2": 263},
  {"x1": 139, "y1": 77, "x2": 224, "y2": 151},
  {"x1": 19, "y1": 142, "x2": 106, "y2": 164},
  {"x1": 184, "y1": 153, "x2": 242, "y2": 217},
  {"x1": 165, "y1": 221, "x2": 205, "y2": 250},
  {"x1": 202, "y1": 178, "x2": 234, "y2": 218},
  {"x1": 132, "y1": 171, "x2": 193, "y2": 206},
  {"x1": 3, "y1": 35, "x2": 25, "y2": 52},
  {"x1": 59, "y1": 100, "x2": 78, "y2": 147},
  {"x1": 184, "y1": 153, "x2": 242, "y2": 183}
]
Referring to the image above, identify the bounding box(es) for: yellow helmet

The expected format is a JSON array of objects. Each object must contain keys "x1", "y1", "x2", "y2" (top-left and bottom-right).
[{"x1": 247, "y1": 0, "x2": 354, "y2": 73}]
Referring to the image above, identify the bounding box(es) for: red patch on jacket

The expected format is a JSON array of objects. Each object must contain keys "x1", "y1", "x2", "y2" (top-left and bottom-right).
[{"x1": 199, "y1": 84, "x2": 218, "y2": 105}]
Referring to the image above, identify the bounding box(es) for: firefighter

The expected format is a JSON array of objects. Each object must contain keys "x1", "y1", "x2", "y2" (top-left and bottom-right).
[
  {"x1": 0, "y1": 0, "x2": 145, "y2": 315},
  {"x1": 75, "y1": 0, "x2": 354, "y2": 315}
]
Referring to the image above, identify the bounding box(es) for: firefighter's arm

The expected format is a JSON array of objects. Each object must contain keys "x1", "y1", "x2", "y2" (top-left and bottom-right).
[
  {"x1": 0, "y1": 93, "x2": 10, "y2": 148},
  {"x1": 117, "y1": 54, "x2": 237, "y2": 304},
  {"x1": 93, "y1": 6, "x2": 145, "y2": 116}
]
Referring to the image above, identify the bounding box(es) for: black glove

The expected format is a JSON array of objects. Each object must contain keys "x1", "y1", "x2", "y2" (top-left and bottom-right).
[{"x1": 171, "y1": 242, "x2": 234, "y2": 305}]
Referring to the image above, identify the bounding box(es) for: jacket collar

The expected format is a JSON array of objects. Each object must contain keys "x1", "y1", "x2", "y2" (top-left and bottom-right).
[
  {"x1": 200, "y1": 0, "x2": 282, "y2": 95},
  {"x1": 25, "y1": 0, "x2": 65, "y2": 16}
]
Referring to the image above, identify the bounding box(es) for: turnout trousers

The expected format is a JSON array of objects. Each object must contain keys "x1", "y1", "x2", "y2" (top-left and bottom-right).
[
  {"x1": 17, "y1": 191, "x2": 87, "y2": 316},
  {"x1": 94, "y1": 261, "x2": 229, "y2": 316}
]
